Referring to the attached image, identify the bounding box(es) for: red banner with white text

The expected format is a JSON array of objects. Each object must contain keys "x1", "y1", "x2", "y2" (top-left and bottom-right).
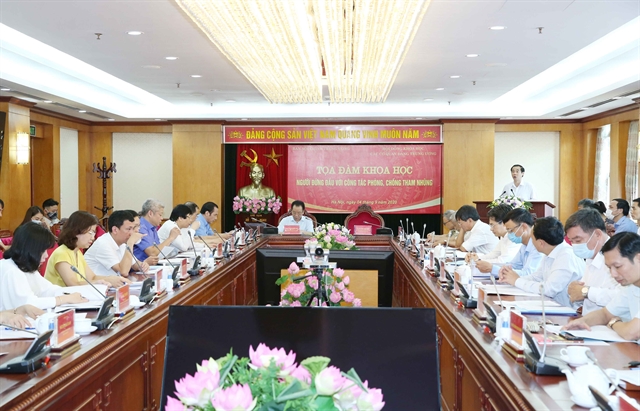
[{"x1": 287, "y1": 145, "x2": 441, "y2": 214}]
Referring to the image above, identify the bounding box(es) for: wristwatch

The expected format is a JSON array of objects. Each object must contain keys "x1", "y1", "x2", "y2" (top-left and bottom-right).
[
  {"x1": 581, "y1": 286, "x2": 590, "y2": 299},
  {"x1": 607, "y1": 317, "x2": 622, "y2": 329}
]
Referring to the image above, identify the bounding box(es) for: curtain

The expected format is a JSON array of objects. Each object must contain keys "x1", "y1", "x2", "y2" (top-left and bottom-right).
[
  {"x1": 593, "y1": 124, "x2": 611, "y2": 204},
  {"x1": 625, "y1": 121, "x2": 639, "y2": 201}
]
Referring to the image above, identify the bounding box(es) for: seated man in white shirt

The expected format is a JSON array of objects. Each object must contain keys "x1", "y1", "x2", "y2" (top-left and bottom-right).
[
  {"x1": 498, "y1": 208, "x2": 544, "y2": 278},
  {"x1": 501, "y1": 164, "x2": 535, "y2": 201},
  {"x1": 278, "y1": 200, "x2": 314, "y2": 234},
  {"x1": 467, "y1": 204, "x2": 520, "y2": 274},
  {"x1": 455, "y1": 205, "x2": 498, "y2": 255},
  {"x1": 85, "y1": 210, "x2": 148, "y2": 277},
  {"x1": 500, "y1": 216, "x2": 585, "y2": 307},
  {"x1": 565, "y1": 208, "x2": 620, "y2": 314},
  {"x1": 631, "y1": 197, "x2": 640, "y2": 235},
  {"x1": 563, "y1": 232, "x2": 640, "y2": 341},
  {"x1": 158, "y1": 204, "x2": 193, "y2": 255}
]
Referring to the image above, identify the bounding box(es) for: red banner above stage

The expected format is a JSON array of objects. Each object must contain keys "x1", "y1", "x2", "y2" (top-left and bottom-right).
[
  {"x1": 287, "y1": 145, "x2": 442, "y2": 214},
  {"x1": 224, "y1": 124, "x2": 442, "y2": 144}
]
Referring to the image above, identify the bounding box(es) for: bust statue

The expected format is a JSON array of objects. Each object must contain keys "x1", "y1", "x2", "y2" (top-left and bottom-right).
[{"x1": 238, "y1": 163, "x2": 276, "y2": 199}]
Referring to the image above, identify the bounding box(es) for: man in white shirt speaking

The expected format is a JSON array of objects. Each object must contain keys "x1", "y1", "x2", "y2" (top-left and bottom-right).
[
  {"x1": 502, "y1": 164, "x2": 535, "y2": 201},
  {"x1": 455, "y1": 205, "x2": 498, "y2": 255},
  {"x1": 278, "y1": 200, "x2": 314, "y2": 235},
  {"x1": 85, "y1": 210, "x2": 147, "y2": 277}
]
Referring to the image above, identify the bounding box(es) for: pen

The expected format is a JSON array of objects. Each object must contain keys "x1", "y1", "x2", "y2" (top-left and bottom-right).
[{"x1": 3, "y1": 326, "x2": 36, "y2": 330}]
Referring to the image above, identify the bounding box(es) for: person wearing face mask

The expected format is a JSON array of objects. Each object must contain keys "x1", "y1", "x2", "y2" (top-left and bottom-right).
[
  {"x1": 84, "y1": 210, "x2": 148, "y2": 277},
  {"x1": 630, "y1": 198, "x2": 640, "y2": 235},
  {"x1": 44, "y1": 211, "x2": 130, "y2": 288},
  {"x1": 564, "y1": 208, "x2": 620, "y2": 314},
  {"x1": 18, "y1": 206, "x2": 48, "y2": 229},
  {"x1": 41, "y1": 198, "x2": 60, "y2": 228},
  {"x1": 497, "y1": 208, "x2": 544, "y2": 279},
  {"x1": 466, "y1": 204, "x2": 520, "y2": 275},
  {"x1": 0, "y1": 223, "x2": 86, "y2": 311},
  {"x1": 500, "y1": 216, "x2": 585, "y2": 307},
  {"x1": 607, "y1": 198, "x2": 637, "y2": 234}
]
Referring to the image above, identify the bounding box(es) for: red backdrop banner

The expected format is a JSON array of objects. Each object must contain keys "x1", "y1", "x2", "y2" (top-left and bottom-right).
[
  {"x1": 287, "y1": 145, "x2": 442, "y2": 214},
  {"x1": 224, "y1": 124, "x2": 441, "y2": 144}
]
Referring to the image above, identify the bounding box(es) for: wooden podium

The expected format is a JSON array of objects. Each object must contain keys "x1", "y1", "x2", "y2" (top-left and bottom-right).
[{"x1": 473, "y1": 200, "x2": 555, "y2": 223}]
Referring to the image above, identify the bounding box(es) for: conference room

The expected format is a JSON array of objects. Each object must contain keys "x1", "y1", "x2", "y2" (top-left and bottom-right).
[{"x1": 1, "y1": 1, "x2": 640, "y2": 410}]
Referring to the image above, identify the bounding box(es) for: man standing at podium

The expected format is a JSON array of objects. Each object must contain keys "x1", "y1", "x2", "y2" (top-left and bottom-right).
[{"x1": 502, "y1": 164, "x2": 535, "y2": 200}]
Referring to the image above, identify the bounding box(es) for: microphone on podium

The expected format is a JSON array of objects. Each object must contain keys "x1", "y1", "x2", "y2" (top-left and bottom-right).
[
  {"x1": 363, "y1": 221, "x2": 393, "y2": 235},
  {"x1": 70, "y1": 265, "x2": 107, "y2": 299},
  {"x1": 250, "y1": 217, "x2": 277, "y2": 228}
]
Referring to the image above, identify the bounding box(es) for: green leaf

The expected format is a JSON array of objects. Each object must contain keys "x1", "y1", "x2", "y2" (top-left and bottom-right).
[
  {"x1": 275, "y1": 275, "x2": 291, "y2": 286},
  {"x1": 275, "y1": 380, "x2": 315, "y2": 403},
  {"x1": 257, "y1": 401, "x2": 286, "y2": 411},
  {"x1": 314, "y1": 395, "x2": 339, "y2": 411},
  {"x1": 341, "y1": 368, "x2": 368, "y2": 392},
  {"x1": 218, "y1": 354, "x2": 237, "y2": 384},
  {"x1": 300, "y1": 356, "x2": 330, "y2": 378}
]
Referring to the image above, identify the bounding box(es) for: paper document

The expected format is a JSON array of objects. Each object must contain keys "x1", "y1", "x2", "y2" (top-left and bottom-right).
[
  {"x1": 56, "y1": 301, "x2": 103, "y2": 311},
  {"x1": 0, "y1": 328, "x2": 37, "y2": 340},
  {"x1": 557, "y1": 325, "x2": 632, "y2": 343},
  {"x1": 64, "y1": 284, "x2": 107, "y2": 301},
  {"x1": 480, "y1": 284, "x2": 540, "y2": 297},
  {"x1": 493, "y1": 300, "x2": 576, "y2": 315},
  {"x1": 619, "y1": 370, "x2": 640, "y2": 387}
]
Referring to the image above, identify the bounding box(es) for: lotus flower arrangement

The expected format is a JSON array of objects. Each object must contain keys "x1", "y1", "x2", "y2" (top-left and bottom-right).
[
  {"x1": 233, "y1": 195, "x2": 283, "y2": 215},
  {"x1": 276, "y1": 262, "x2": 361, "y2": 307},
  {"x1": 165, "y1": 343, "x2": 384, "y2": 411},
  {"x1": 488, "y1": 194, "x2": 532, "y2": 211},
  {"x1": 310, "y1": 223, "x2": 357, "y2": 250}
]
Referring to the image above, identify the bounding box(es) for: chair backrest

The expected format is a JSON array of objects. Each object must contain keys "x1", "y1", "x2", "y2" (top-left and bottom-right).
[
  {"x1": 277, "y1": 210, "x2": 318, "y2": 228},
  {"x1": 39, "y1": 243, "x2": 59, "y2": 277},
  {"x1": 344, "y1": 204, "x2": 385, "y2": 233}
]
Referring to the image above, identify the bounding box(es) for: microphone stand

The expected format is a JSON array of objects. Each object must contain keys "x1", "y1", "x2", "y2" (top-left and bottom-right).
[
  {"x1": 126, "y1": 246, "x2": 147, "y2": 274},
  {"x1": 187, "y1": 232, "x2": 201, "y2": 275},
  {"x1": 213, "y1": 230, "x2": 230, "y2": 258},
  {"x1": 153, "y1": 243, "x2": 180, "y2": 281},
  {"x1": 70, "y1": 266, "x2": 107, "y2": 299},
  {"x1": 197, "y1": 235, "x2": 216, "y2": 264},
  {"x1": 523, "y1": 283, "x2": 564, "y2": 375}
]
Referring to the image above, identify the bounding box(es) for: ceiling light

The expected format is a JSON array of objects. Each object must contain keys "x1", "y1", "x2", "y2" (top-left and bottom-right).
[
  {"x1": 0, "y1": 88, "x2": 10, "y2": 91},
  {"x1": 165, "y1": 56, "x2": 179, "y2": 60},
  {"x1": 42, "y1": 100, "x2": 53, "y2": 103},
  {"x1": 423, "y1": 98, "x2": 433, "y2": 101},
  {"x1": 436, "y1": 88, "x2": 444, "y2": 91},
  {"x1": 175, "y1": 0, "x2": 431, "y2": 104},
  {"x1": 191, "y1": 75, "x2": 202, "y2": 78},
  {"x1": 450, "y1": 75, "x2": 460, "y2": 79},
  {"x1": 226, "y1": 99, "x2": 236, "y2": 103},
  {"x1": 241, "y1": 118, "x2": 248, "y2": 121},
  {"x1": 108, "y1": 118, "x2": 115, "y2": 121},
  {"x1": 415, "y1": 117, "x2": 423, "y2": 120},
  {"x1": 78, "y1": 110, "x2": 87, "y2": 113},
  {"x1": 127, "y1": 31, "x2": 143, "y2": 36},
  {"x1": 143, "y1": 65, "x2": 161, "y2": 69},
  {"x1": 612, "y1": 96, "x2": 623, "y2": 100},
  {"x1": 489, "y1": 26, "x2": 506, "y2": 30},
  {"x1": 580, "y1": 107, "x2": 590, "y2": 110},
  {"x1": 466, "y1": 54, "x2": 479, "y2": 58},
  {"x1": 154, "y1": 119, "x2": 162, "y2": 121}
]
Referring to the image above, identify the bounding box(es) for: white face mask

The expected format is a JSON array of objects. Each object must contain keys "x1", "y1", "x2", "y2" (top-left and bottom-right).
[{"x1": 605, "y1": 209, "x2": 614, "y2": 220}]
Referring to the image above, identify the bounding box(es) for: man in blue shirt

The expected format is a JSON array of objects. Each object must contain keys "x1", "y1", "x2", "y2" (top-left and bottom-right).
[
  {"x1": 609, "y1": 198, "x2": 638, "y2": 234},
  {"x1": 133, "y1": 199, "x2": 180, "y2": 262},
  {"x1": 194, "y1": 202, "x2": 218, "y2": 237},
  {"x1": 497, "y1": 208, "x2": 544, "y2": 278}
]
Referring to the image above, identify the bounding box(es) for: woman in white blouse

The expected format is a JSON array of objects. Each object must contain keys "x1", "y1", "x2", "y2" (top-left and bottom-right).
[{"x1": 0, "y1": 223, "x2": 86, "y2": 311}]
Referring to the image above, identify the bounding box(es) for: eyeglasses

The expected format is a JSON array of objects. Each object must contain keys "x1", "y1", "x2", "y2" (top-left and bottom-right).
[
  {"x1": 506, "y1": 224, "x2": 522, "y2": 235},
  {"x1": 82, "y1": 230, "x2": 96, "y2": 236}
]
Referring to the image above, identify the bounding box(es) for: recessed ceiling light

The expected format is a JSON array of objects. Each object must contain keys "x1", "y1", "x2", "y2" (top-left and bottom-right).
[
  {"x1": 165, "y1": 56, "x2": 178, "y2": 60},
  {"x1": 423, "y1": 98, "x2": 434, "y2": 101},
  {"x1": 127, "y1": 31, "x2": 143, "y2": 36},
  {"x1": 154, "y1": 119, "x2": 162, "y2": 121},
  {"x1": 43, "y1": 100, "x2": 53, "y2": 103},
  {"x1": 191, "y1": 75, "x2": 202, "y2": 78},
  {"x1": 466, "y1": 54, "x2": 479, "y2": 58},
  {"x1": 226, "y1": 99, "x2": 236, "y2": 103},
  {"x1": 435, "y1": 88, "x2": 444, "y2": 91},
  {"x1": 580, "y1": 107, "x2": 590, "y2": 110},
  {"x1": 554, "y1": 116, "x2": 563, "y2": 119},
  {"x1": 0, "y1": 88, "x2": 10, "y2": 91},
  {"x1": 78, "y1": 110, "x2": 86, "y2": 113},
  {"x1": 143, "y1": 65, "x2": 161, "y2": 69},
  {"x1": 415, "y1": 117, "x2": 423, "y2": 120},
  {"x1": 450, "y1": 75, "x2": 460, "y2": 79},
  {"x1": 108, "y1": 118, "x2": 115, "y2": 121},
  {"x1": 612, "y1": 96, "x2": 623, "y2": 100},
  {"x1": 489, "y1": 26, "x2": 506, "y2": 30},
  {"x1": 241, "y1": 118, "x2": 248, "y2": 121}
]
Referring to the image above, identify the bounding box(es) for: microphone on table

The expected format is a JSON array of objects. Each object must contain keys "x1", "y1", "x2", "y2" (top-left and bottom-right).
[
  {"x1": 153, "y1": 243, "x2": 180, "y2": 279},
  {"x1": 250, "y1": 217, "x2": 277, "y2": 228},
  {"x1": 250, "y1": 217, "x2": 278, "y2": 235},
  {"x1": 363, "y1": 220, "x2": 392, "y2": 236},
  {"x1": 510, "y1": 189, "x2": 515, "y2": 196},
  {"x1": 445, "y1": 230, "x2": 452, "y2": 248},
  {"x1": 500, "y1": 190, "x2": 507, "y2": 197},
  {"x1": 399, "y1": 220, "x2": 405, "y2": 239},
  {"x1": 411, "y1": 222, "x2": 415, "y2": 235},
  {"x1": 406, "y1": 218, "x2": 409, "y2": 235},
  {"x1": 197, "y1": 234, "x2": 215, "y2": 255},
  {"x1": 0, "y1": 323, "x2": 39, "y2": 335},
  {"x1": 422, "y1": 223, "x2": 426, "y2": 241},
  {"x1": 213, "y1": 230, "x2": 230, "y2": 258},
  {"x1": 126, "y1": 246, "x2": 146, "y2": 274},
  {"x1": 70, "y1": 265, "x2": 107, "y2": 299},
  {"x1": 523, "y1": 284, "x2": 564, "y2": 375},
  {"x1": 187, "y1": 232, "x2": 201, "y2": 275}
]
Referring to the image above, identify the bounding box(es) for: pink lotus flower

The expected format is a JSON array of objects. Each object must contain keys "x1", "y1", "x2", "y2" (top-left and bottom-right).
[
  {"x1": 165, "y1": 396, "x2": 186, "y2": 411},
  {"x1": 356, "y1": 387, "x2": 385, "y2": 411},
  {"x1": 287, "y1": 283, "x2": 304, "y2": 298},
  {"x1": 174, "y1": 368, "x2": 220, "y2": 406},
  {"x1": 335, "y1": 235, "x2": 348, "y2": 243},
  {"x1": 323, "y1": 235, "x2": 332, "y2": 243},
  {"x1": 288, "y1": 262, "x2": 300, "y2": 274},
  {"x1": 291, "y1": 365, "x2": 312, "y2": 384},
  {"x1": 330, "y1": 291, "x2": 342, "y2": 304},
  {"x1": 352, "y1": 298, "x2": 362, "y2": 307},
  {"x1": 329, "y1": 229, "x2": 341, "y2": 236},
  {"x1": 290, "y1": 300, "x2": 302, "y2": 307},
  {"x1": 334, "y1": 380, "x2": 368, "y2": 410},
  {"x1": 307, "y1": 276, "x2": 318, "y2": 290},
  {"x1": 210, "y1": 384, "x2": 256, "y2": 411},
  {"x1": 249, "y1": 343, "x2": 297, "y2": 375},
  {"x1": 342, "y1": 276, "x2": 350, "y2": 285},
  {"x1": 315, "y1": 366, "x2": 346, "y2": 396},
  {"x1": 280, "y1": 300, "x2": 290, "y2": 306},
  {"x1": 342, "y1": 290, "x2": 355, "y2": 303},
  {"x1": 333, "y1": 268, "x2": 344, "y2": 278},
  {"x1": 336, "y1": 281, "x2": 345, "y2": 290}
]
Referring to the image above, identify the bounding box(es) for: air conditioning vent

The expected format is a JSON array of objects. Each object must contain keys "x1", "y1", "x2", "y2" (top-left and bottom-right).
[
  {"x1": 586, "y1": 99, "x2": 616, "y2": 108},
  {"x1": 559, "y1": 109, "x2": 585, "y2": 117},
  {"x1": 617, "y1": 89, "x2": 640, "y2": 98}
]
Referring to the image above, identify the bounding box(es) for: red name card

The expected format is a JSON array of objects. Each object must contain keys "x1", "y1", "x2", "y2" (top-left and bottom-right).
[
  {"x1": 477, "y1": 288, "x2": 486, "y2": 316},
  {"x1": 156, "y1": 268, "x2": 164, "y2": 293},
  {"x1": 453, "y1": 271, "x2": 461, "y2": 295},
  {"x1": 181, "y1": 259, "x2": 188, "y2": 278},
  {"x1": 509, "y1": 310, "x2": 526, "y2": 350},
  {"x1": 55, "y1": 309, "x2": 75, "y2": 345},
  {"x1": 283, "y1": 225, "x2": 301, "y2": 235},
  {"x1": 116, "y1": 284, "x2": 130, "y2": 313},
  {"x1": 353, "y1": 225, "x2": 373, "y2": 235},
  {"x1": 439, "y1": 259, "x2": 447, "y2": 282}
]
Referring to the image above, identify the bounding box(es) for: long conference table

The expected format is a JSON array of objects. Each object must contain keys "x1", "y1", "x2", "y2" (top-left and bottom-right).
[{"x1": 1, "y1": 234, "x2": 639, "y2": 411}]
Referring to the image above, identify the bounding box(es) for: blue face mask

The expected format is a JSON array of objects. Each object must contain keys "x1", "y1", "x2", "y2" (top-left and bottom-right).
[
  {"x1": 507, "y1": 224, "x2": 523, "y2": 244},
  {"x1": 572, "y1": 231, "x2": 596, "y2": 259}
]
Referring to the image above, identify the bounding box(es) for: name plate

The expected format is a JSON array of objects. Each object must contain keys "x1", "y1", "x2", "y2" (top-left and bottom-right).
[
  {"x1": 116, "y1": 284, "x2": 130, "y2": 313},
  {"x1": 509, "y1": 310, "x2": 526, "y2": 350},
  {"x1": 353, "y1": 225, "x2": 373, "y2": 236},
  {"x1": 55, "y1": 309, "x2": 75, "y2": 345},
  {"x1": 477, "y1": 288, "x2": 486, "y2": 316},
  {"x1": 283, "y1": 225, "x2": 301, "y2": 235},
  {"x1": 439, "y1": 259, "x2": 447, "y2": 282},
  {"x1": 428, "y1": 250, "x2": 434, "y2": 270},
  {"x1": 156, "y1": 269, "x2": 165, "y2": 293},
  {"x1": 453, "y1": 272, "x2": 461, "y2": 295}
]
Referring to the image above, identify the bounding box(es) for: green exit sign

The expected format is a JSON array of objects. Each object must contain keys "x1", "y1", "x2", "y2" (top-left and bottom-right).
[{"x1": 29, "y1": 125, "x2": 36, "y2": 136}]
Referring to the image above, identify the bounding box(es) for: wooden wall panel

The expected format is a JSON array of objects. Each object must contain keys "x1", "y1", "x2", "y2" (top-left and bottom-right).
[
  {"x1": 0, "y1": 102, "x2": 33, "y2": 231},
  {"x1": 30, "y1": 123, "x2": 54, "y2": 208},
  {"x1": 442, "y1": 123, "x2": 495, "y2": 216},
  {"x1": 172, "y1": 124, "x2": 224, "y2": 232}
]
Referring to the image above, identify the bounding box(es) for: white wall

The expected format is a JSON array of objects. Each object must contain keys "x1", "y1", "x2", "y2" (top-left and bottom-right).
[
  {"x1": 112, "y1": 133, "x2": 173, "y2": 217},
  {"x1": 59, "y1": 127, "x2": 79, "y2": 215},
  {"x1": 494, "y1": 132, "x2": 559, "y2": 212}
]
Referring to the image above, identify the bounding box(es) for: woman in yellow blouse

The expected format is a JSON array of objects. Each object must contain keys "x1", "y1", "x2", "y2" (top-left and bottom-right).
[{"x1": 44, "y1": 211, "x2": 130, "y2": 288}]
